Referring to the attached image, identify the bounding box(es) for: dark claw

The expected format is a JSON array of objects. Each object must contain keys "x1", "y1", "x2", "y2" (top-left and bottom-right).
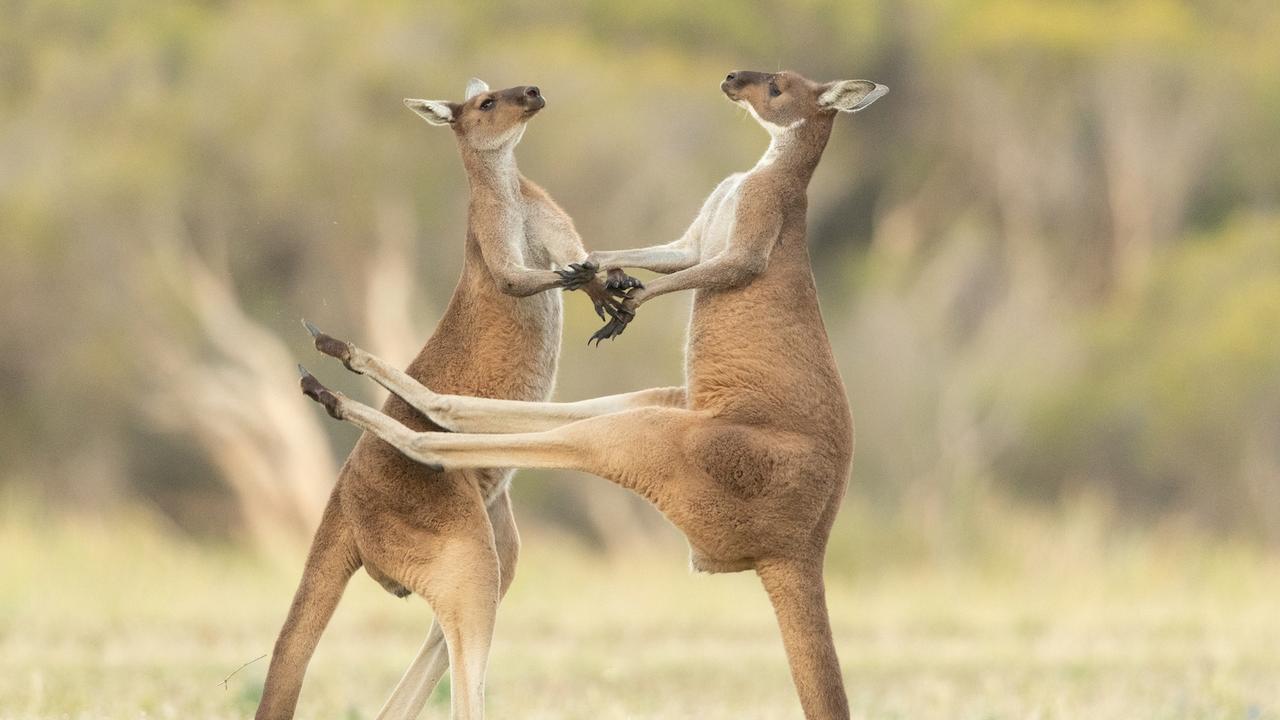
[
  {"x1": 301, "y1": 319, "x2": 359, "y2": 373},
  {"x1": 554, "y1": 260, "x2": 599, "y2": 290},
  {"x1": 591, "y1": 294, "x2": 625, "y2": 322},
  {"x1": 587, "y1": 305, "x2": 635, "y2": 346},
  {"x1": 605, "y1": 268, "x2": 643, "y2": 291},
  {"x1": 298, "y1": 365, "x2": 343, "y2": 419}
]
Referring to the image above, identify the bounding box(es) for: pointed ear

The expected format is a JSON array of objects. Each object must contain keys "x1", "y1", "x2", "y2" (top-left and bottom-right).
[
  {"x1": 403, "y1": 98, "x2": 457, "y2": 126},
  {"x1": 464, "y1": 78, "x2": 490, "y2": 101},
  {"x1": 818, "y1": 80, "x2": 889, "y2": 113}
]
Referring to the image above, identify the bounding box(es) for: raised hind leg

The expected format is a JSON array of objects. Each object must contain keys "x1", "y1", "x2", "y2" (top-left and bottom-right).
[
  {"x1": 298, "y1": 369, "x2": 706, "y2": 510},
  {"x1": 302, "y1": 320, "x2": 685, "y2": 433},
  {"x1": 295, "y1": 368, "x2": 706, "y2": 486},
  {"x1": 375, "y1": 491, "x2": 521, "y2": 720}
]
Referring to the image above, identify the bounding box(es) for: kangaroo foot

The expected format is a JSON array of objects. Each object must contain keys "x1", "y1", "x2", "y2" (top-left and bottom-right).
[
  {"x1": 554, "y1": 261, "x2": 599, "y2": 290},
  {"x1": 302, "y1": 319, "x2": 360, "y2": 374},
  {"x1": 298, "y1": 365, "x2": 344, "y2": 419}
]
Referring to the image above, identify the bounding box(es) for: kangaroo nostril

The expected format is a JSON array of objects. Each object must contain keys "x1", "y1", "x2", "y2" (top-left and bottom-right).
[
  {"x1": 525, "y1": 86, "x2": 540, "y2": 97},
  {"x1": 725, "y1": 73, "x2": 736, "y2": 82}
]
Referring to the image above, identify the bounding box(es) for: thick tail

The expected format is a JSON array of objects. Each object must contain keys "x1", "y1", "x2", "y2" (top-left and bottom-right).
[
  {"x1": 256, "y1": 496, "x2": 361, "y2": 720},
  {"x1": 756, "y1": 559, "x2": 850, "y2": 720}
]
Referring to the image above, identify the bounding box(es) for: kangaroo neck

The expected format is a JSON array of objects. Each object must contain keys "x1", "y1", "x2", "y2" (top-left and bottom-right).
[
  {"x1": 459, "y1": 142, "x2": 522, "y2": 201},
  {"x1": 752, "y1": 112, "x2": 833, "y2": 187}
]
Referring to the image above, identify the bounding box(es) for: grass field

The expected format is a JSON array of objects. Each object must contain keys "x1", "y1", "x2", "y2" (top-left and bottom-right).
[{"x1": 2, "y1": 501, "x2": 1279, "y2": 720}]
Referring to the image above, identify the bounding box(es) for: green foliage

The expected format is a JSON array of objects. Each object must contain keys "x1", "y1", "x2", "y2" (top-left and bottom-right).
[
  {"x1": 1010, "y1": 216, "x2": 1280, "y2": 538},
  {"x1": 0, "y1": 0, "x2": 1277, "y2": 543}
]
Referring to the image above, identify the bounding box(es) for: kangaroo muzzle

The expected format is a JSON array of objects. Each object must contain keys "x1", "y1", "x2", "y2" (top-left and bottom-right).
[
  {"x1": 721, "y1": 70, "x2": 768, "y2": 99},
  {"x1": 520, "y1": 85, "x2": 545, "y2": 112}
]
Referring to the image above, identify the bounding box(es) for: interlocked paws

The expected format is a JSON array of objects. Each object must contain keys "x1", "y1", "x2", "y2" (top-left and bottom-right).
[
  {"x1": 302, "y1": 319, "x2": 359, "y2": 373},
  {"x1": 605, "y1": 268, "x2": 643, "y2": 293},
  {"x1": 554, "y1": 261, "x2": 599, "y2": 290},
  {"x1": 589, "y1": 300, "x2": 636, "y2": 346},
  {"x1": 298, "y1": 365, "x2": 344, "y2": 420}
]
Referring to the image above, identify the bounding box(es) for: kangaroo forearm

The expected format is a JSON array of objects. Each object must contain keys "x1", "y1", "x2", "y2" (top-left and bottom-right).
[
  {"x1": 492, "y1": 267, "x2": 563, "y2": 297},
  {"x1": 633, "y1": 255, "x2": 764, "y2": 305},
  {"x1": 591, "y1": 246, "x2": 699, "y2": 274}
]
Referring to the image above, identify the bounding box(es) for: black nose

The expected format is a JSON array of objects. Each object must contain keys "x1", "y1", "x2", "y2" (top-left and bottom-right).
[
  {"x1": 725, "y1": 73, "x2": 736, "y2": 81},
  {"x1": 525, "y1": 86, "x2": 540, "y2": 98}
]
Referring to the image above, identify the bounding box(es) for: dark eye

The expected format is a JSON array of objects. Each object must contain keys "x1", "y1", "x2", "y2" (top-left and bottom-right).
[
  {"x1": 480, "y1": 98, "x2": 495, "y2": 110},
  {"x1": 769, "y1": 83, "x2": 781, "y2": 97}
]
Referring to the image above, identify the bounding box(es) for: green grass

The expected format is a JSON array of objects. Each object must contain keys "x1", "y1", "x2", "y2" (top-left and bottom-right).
[{"x1": 2, "y1": 504, "x2": 1279, "y2": 719}]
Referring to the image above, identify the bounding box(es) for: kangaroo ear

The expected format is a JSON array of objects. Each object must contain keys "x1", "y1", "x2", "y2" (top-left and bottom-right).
[
  {"x1": 403, "y1": 98, "x2": 457, "y2": 126},
  {"x1": 818, "y1": 80, "x2": 889, "y2": 113},
  {"x1": 464, "y1": 78, "x2": 490, "y2": 101}
]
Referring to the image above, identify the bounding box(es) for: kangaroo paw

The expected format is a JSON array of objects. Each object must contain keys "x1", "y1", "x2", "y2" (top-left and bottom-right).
[
  {"x1": 588, "y1": 305, "x2": 635, "y2": 346},
  {"x1": 554, "y1": 261, "x2": 599, "y2": 290},
  {"x1": 605, "y1": 268, "x2": 643, "y2": 291},
  {"x1": 581, "y1": 280, "x2": 625, "y2": 322},
  {"x1": 298, "y1": 365, "x2": 344, "y2": 419},
  {"x1": 302, "y1": 319, "x2": 360, "y2": 374}
]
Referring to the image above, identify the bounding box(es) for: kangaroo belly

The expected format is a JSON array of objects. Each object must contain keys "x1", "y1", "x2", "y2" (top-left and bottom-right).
[
  {"x1": 686, "y1": 252, "x2": 849, "y2": 435},
  {"x1": 336, "y1": 256, "x2": 561, "y2": 591}
]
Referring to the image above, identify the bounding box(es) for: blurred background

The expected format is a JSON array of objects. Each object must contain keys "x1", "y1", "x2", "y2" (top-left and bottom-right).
[{"x1": 2, "y1": 1, "x2": 1278, "y2": 718}]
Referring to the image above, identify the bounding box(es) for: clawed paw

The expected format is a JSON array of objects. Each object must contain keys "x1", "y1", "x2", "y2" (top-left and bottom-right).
[
  {"x1": 554, "y1": 261, "x2": 599, "y2": 290},
  {"x1": 298, "y1": 365, "x2": 344, "y2": 420},
  {"x1": 605, "y1": 268, "x2": 643, "y2": 293},
  {"x1": 588, "y1": 303, "x2": 636, "y2": 346}
]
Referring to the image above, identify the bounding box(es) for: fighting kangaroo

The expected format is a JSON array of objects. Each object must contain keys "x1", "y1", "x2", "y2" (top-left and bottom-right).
[
  {"x1": 256, "y1": 78, "x2": 634, "y2": 720},
  {"x1": 299, "y1": 70, "x2": 887, "y2": 719}
]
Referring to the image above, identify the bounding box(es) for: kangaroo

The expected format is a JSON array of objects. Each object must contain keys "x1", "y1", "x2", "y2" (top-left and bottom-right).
[
  {"x1": 256, "y1": 78, "x2": 634, "y2": 720},
  {"x1": 297, "y1": 70, "x2": 887, "y2": 719}
]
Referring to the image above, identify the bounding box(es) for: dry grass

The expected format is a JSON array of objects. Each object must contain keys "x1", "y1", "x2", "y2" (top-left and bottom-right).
[{"x1": 2, "y1": 502, "x2": 1279, "y2": 720}]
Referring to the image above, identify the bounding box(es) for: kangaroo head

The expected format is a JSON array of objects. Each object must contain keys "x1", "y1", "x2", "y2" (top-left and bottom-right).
[
  {"x1": 404, "y1": 78, "x2": 546, "y2": 151},
  {"x1": 721, "y1": 70, "x2": 887, "y2": 132}
]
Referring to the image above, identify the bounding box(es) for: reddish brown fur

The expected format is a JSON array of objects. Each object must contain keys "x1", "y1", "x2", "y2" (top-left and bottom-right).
[{"x1": 256, "y1": 80, "x2": 616, "y2": 720}]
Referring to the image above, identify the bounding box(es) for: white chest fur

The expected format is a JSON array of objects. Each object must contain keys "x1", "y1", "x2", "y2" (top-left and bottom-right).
[{"x1": 695, "y1": 110, "x2": 803, "y2": 260}]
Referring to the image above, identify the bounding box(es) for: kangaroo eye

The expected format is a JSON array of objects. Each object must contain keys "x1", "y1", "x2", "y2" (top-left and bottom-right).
[
  {"x1": 769, "y1": 83, "x2": 782, "y2": 97},
  {"x1": 480, "y1": 98, "x2": 495, "y2": 110}
]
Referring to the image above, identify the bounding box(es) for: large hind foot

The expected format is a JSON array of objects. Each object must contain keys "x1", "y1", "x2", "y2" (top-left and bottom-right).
[
  {"x1": 298, "y1": 365, "x2": 344, "y2": 419},
  {"x1": 302, "y1": 319, "x2": 360, "y2": 373}
]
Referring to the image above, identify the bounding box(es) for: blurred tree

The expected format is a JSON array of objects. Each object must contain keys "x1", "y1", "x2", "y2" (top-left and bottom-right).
[{"x1": 1, "y1": 0, "x2": 1277, "y2": 549}]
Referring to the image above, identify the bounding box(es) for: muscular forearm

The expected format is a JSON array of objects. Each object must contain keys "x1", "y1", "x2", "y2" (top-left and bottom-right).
[
  {"x1": 589, "y1": 245, "x2": 699, "y2": 274},
  {"x1": 491, "y1": 266, "x2": 565, "y2": 297},
  {"x1": 630, "y1": 253, "x2": 765, "y2": 306}
]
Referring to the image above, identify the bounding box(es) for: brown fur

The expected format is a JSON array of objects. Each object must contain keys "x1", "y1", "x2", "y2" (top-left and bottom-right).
[
  {"x1": 299, "y1": 70, "x2": 887, "y2": 719},
  {"x1": 256, "y1": 80, "x2": 624, "y2": 720}
]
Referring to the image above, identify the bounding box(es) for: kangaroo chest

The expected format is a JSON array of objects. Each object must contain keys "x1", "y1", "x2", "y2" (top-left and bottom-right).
[{"x1": 696, "y1": 172, "x2": 748, "y2": 259}]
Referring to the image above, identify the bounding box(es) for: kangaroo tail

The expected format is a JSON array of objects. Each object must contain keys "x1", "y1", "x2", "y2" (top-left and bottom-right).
[
  {"x1": 255, "y1": 497, "x2": 361, "y2": 720},
  {"x1": 756, "y1": 558, "x2": 850, "y2": 720}
]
